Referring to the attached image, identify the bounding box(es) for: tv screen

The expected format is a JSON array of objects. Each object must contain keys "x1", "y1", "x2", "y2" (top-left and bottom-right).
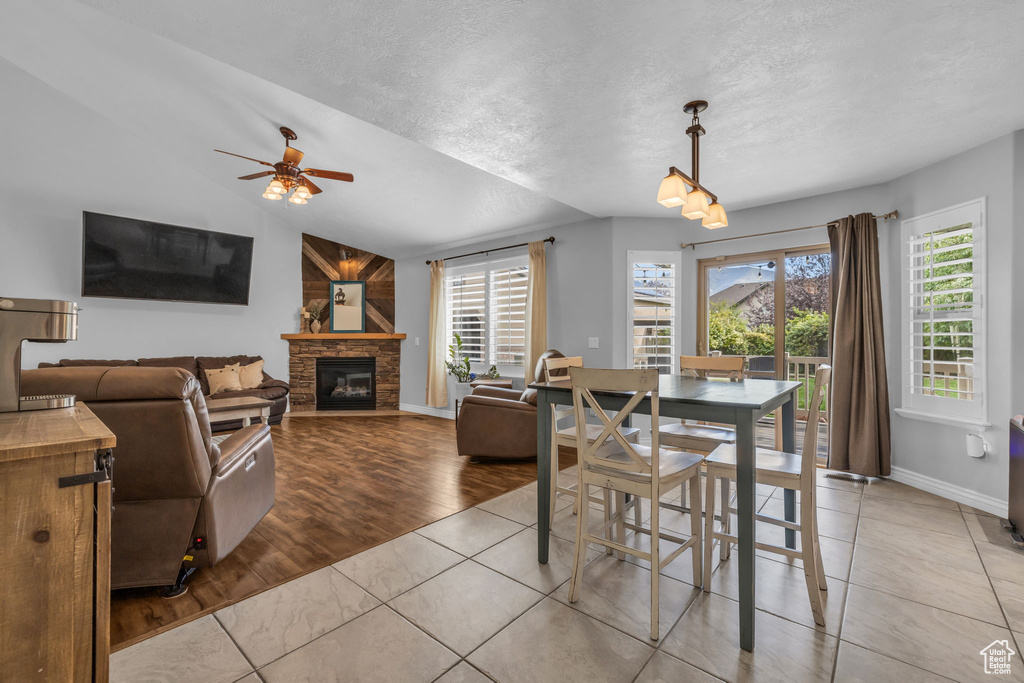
[{"x1": 82, "y1": 212, "x2": 254, "y2": 305}]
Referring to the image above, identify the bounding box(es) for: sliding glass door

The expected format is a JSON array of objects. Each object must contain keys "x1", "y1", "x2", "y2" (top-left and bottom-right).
[{"x1": 698, "y1": 245, "x2": 831, "y2": 457}]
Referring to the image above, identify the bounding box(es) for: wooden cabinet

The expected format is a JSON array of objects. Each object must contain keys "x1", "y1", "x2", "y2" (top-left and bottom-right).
[{"x1": 0, "y1": 404, "x2": 115, "y2": 681}]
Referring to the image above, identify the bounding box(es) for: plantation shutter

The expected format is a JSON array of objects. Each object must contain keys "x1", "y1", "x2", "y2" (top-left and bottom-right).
[
  {"x1": 630, "y1": 258, "x2": 678, "y2": 374},
  {"x1": 444, "y1": 256, "x2": 529, "y2": 368},
  {"x1": 445, "y1": 270, "x2": 486, "y2": 363},
  {"x1": 489, "y1": 262, "x2": 528, "y2": 365},
  {"x1": 902, "y1": 199, "x2": 985, "y2": 421}
]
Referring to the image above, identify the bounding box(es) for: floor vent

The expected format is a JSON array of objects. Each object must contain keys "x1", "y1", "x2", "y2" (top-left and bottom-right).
[{"x1": 824, "y1": 473, "x2": 867, "y2": 484}]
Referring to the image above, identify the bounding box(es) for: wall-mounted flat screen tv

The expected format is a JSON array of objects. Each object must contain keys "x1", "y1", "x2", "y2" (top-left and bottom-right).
[{"x1": 82, "y1": 211, "x2": 254, "y2": 305}]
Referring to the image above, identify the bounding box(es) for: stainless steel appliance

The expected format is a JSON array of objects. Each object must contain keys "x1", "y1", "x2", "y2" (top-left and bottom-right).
[{"x1": 0, "y1": 297, "x2": 79, "y2": 412}]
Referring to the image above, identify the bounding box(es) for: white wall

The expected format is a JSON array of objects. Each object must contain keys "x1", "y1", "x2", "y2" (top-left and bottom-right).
[
  {"x1": 397, "y1": 132, "x2": 1022, "y2": 514},
  {"x1": 0, "y1": 59, "x2": 301, "y2": 379}
]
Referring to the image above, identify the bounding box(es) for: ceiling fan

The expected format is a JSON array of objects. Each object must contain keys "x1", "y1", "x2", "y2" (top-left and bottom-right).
[{"x1": 215, "y1": 126, "x2": 354, "y2": 205}]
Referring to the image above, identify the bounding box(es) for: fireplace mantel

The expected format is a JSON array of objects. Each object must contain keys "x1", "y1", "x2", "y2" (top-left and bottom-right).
[{"x1": 281, "y1": 333, "x2": 407, "y2": 340}]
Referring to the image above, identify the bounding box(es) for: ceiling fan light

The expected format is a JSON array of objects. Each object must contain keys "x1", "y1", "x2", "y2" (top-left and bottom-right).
[
  {"x1": 702, "y1": 202, "x2": 728, "y2": 229},
  {"x1": 294, "y1": 185, "x2": 312, "y2": 199},
  {"x1": 288, "y1": 194, "x2": 307, "y2": 205},
  {"x1": 681, "y1": 188, "x2": 711, "y2": 220},
  {"x1": 267, "y1": 179, "x2": 287, "y2": 194},
  {"x1": 262, "y1": 191, "x2": 282, "y2": 200},
  {"x1": 656, "y1": 173, "x2": 687, "y2": 207}
]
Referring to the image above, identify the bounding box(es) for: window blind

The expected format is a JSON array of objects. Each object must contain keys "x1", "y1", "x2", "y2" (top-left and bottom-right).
[
  {"x1": 631, "y1": 260, "x2": 677, "y2": 374},
  {"x1": 488, "y1": 263, "x2": 528, "y2": 366},
  {"x1": 901, "y1": 198, "x2": 985, "y2": 421},
  {"x1": 445, "y1": 271, "x2": 486, "y2": 363}
]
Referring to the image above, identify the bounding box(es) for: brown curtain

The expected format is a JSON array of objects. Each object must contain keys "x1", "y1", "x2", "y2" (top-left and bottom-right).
[{"x1": 828, "y1": 213, "x2": 891, "y2": 476}]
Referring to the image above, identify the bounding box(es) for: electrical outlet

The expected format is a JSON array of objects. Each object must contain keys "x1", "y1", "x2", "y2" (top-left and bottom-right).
[{"x1": 588, "y1": 337, "x2": 599, "y2": 349}]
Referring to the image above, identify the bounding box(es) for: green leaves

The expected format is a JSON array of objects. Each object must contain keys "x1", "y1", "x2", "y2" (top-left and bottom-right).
[{"x1": 446, "y1": 333, "x2": 472, "y2": 382}]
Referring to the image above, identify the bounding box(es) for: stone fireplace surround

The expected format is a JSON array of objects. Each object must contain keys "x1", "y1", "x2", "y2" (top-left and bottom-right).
[{"x1": 282, "y1": 334, "x2": 405, "y2": 411}]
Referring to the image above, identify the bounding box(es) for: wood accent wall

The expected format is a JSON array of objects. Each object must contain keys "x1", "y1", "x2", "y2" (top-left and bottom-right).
[{"x1": 301, "y1": 233, "x2": 395, "y2": 334}]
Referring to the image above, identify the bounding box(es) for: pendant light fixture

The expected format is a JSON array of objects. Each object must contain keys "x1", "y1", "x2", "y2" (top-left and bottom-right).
[{"x1": 656, "y1": 100, "x2": 727, "y2": 229}]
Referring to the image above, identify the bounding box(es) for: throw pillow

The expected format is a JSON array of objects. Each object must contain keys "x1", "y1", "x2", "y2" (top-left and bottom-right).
[
  {"x1": 206, "y1": 363, "x2": 242, "y2": 395},
  {"x1": 238, "y1": 359, "x2": 265, "y2": 390}
]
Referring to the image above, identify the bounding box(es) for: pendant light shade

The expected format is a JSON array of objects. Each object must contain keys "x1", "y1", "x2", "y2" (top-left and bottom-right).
[
  {"x1": 294, "y1": 184, "x2": 312, "y2": 200},
  {"x1": 702, "y1": 202, "x2": 728, "y2": 229},
  {"x1": 262, "y1": 190, "x2": 282, "y2": 200},
  {"x1": 681, "y1": 188, "x2": 711, "y2": 220},
  {"x1": 657, "y1": 173, "x2": 688, "y2": 208},
  {"x1": 288, "y1": 194, "x2": 307, "y2": 205},
  {"x1": 656, "y1": 101, "x2": 725, "y2": 230}
]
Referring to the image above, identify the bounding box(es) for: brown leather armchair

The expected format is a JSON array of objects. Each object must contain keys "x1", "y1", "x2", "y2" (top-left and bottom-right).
[
  {"x1": 21, "y1": 366, "x2": 276, "y2": 592},
  {"x1": 456, "y1": 350, "x2": 564, "y2": 461}
]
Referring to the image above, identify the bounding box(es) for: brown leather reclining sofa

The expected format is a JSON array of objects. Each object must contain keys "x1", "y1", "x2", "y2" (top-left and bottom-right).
[
  {"x1": 22, "y1": 366, "x2": 276, "y2": 591},
  {"x1": 38, "y1": 354, "x2": 289, "y2": 430},
  {"x1": 456, "y1": 350, "x2": 565, "y2": 460}
]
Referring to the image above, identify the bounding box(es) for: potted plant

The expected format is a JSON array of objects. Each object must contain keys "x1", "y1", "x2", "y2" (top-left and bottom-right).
[
  {"x1": 307, "y1": 301, "x2": 325, "y2": 334},
  {"x1": 446, "y1": 333, "x2": 472, "y2": 382}
]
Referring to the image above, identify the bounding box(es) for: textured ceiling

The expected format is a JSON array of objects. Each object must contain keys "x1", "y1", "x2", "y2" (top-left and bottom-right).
[
  {"x1": 0, "y1": 0, "x2": 590, "y2": 256},
  {"x1": 9, "y1": 0, "x2": 1024, "y2": 254}
]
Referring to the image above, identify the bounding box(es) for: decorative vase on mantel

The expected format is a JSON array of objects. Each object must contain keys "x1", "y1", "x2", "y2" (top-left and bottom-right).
[{"x1": 310, "y1": 319, "x2": 322, "y2": 334}]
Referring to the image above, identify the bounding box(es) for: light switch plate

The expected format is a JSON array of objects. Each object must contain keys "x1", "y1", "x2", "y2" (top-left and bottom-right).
[
  {"x1": 415, "y1": 337, "x2": 420, "y2": 346},
  {"x1": 588, "y1": 337, "x2": 599, "y2": 349}
]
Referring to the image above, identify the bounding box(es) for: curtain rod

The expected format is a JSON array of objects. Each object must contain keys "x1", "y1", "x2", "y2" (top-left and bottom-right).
[
  {"x1": 426, "y1": 236, "x2": 554, "y2": 265},
  {"x1": 679, "y1": 210, "x2": 899, "y2": 250}
]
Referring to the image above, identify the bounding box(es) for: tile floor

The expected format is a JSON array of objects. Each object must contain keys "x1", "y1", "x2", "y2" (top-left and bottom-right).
[{"x1": 112, "y1": 470, "x2": 1024, "y2": 682}]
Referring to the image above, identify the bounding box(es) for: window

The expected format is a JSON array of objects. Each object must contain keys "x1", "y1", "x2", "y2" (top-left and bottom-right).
[
  {"x1": 900, "y1": 198, "x2": 986, "y2": 424},
  {"x1": 446, "y1": 256, "x2": 528, "y2": 370},
  {"x1": 628, "y1": 251, "x2": 679, "y2": 374}
]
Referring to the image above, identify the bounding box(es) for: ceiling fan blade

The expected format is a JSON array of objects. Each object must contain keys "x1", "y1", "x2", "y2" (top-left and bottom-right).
[
  {"x1": 283, "y1": 146, "x2": 305, "y2": 166},
  {"x1": 214, "y1": 149, "x2": 275, "y2": 167},
  {"x1": 303, "y1": 168, "x2": 354, "y2": 182},
  {"x1": 300, "y1": 177, "x2": 323, "y2": 195},
  {"x1": 238, "y1": 170, "x2": 275, "y2": 181}
]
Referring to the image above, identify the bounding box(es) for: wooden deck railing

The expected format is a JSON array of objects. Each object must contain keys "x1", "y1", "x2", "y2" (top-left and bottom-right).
[{"x1": 714, "y1": 354, "x2": 830, "y2": 458}]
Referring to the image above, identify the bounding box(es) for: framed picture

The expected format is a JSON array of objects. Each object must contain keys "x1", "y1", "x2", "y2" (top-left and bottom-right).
[{"x1": 329, "y1": 280, "x2": 366, "y2": 333}]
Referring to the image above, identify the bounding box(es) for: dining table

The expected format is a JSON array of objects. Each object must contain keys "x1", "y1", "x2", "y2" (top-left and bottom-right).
[{"x1": 531, "y1": 374, "x2": 802, "y2": 652}]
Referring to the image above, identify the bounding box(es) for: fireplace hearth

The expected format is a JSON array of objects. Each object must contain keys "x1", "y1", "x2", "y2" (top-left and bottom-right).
[{"x1": 316, "y1": 357, "x2": 376, "y2": 410}]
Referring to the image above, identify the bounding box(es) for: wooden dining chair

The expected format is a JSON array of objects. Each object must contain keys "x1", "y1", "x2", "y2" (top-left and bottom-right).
[
  {"x1": 567, "y1": 367, "x2": 704, "y2": 641},
  {"x1": 702, "y1": 364, "x2": 832, "y2": 626},
  {"x1": 543, "y1": 356, "x2": 641, "y2": 525},
  {"x1": 658, "y1": 355, "x2": 744, "y2": 521},
  {"x1": 658, "y1": 355, "x2": 745, "y2": 455}
]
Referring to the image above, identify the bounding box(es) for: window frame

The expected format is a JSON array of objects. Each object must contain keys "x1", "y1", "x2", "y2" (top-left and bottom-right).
[
  {"x1": 627, "y1": 250, "x2": 681, "y2": 375},
  {"x1": 445, "y1": 254, "x2": 530, "y2": 377},
  {"x1": 897, "y1": 197, "x2": 988, "y2": 427}
]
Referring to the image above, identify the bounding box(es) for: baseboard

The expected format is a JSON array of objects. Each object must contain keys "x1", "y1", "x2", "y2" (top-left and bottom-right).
[
  {"x1": 888, "y1": 465, "x2": 1008, "y2": 517},
  {"x1": 399, "y1": 403, "x2": 456, "y2": 420}
]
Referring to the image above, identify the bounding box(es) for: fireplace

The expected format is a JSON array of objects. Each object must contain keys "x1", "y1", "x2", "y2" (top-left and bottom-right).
[{"x1": 316, "y1": 357, "x2": 376, "y2": 410}]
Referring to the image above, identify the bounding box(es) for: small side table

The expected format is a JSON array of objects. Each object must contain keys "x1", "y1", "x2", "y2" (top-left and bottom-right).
[
  {"x1": 206, "y1": 397, "x2": 274, "y2": 428},
  {"x1": 455, "y1": 379, "x2": 515, "y2": 427}
]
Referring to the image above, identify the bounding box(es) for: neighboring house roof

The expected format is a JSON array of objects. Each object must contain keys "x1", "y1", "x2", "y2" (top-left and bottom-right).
[{"x1": 710, "y1": 282, "x2": 770, "y2": 307}]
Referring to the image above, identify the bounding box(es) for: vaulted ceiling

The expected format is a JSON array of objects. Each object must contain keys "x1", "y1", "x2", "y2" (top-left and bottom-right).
[{"x1": 5, "y1": 0, "x2": 1024, "y2": 256}]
